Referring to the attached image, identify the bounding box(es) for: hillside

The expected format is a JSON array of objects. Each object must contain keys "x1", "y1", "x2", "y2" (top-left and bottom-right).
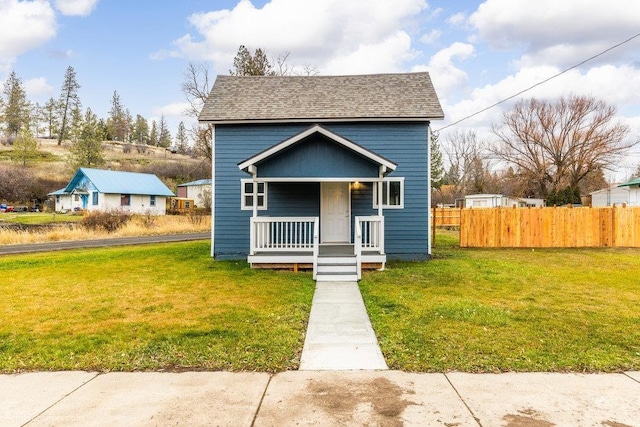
[{"x1": 0, "y1": 138, "x2": 210, "y2": 205}]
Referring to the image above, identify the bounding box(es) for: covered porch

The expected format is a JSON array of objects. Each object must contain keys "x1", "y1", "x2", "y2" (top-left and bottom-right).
[{"x1": 238, "y1": 125, "x2": 397, "y2": 280}]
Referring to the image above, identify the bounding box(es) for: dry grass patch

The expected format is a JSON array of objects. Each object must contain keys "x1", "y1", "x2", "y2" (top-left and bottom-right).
[{"x1": 0, "y1": 213, "x2": 210, "y2": 245}]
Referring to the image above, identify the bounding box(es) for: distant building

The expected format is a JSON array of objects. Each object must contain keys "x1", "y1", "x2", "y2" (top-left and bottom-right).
[
  {"x1": 590, "y1": 184, "x2": 629, "y2": 207},
  {"x1": 463, "y1": 194, "x2": 545, "y2": 208},
  {"x1": 49, "y1": 168, "x2": 174, "y2": 214},
  {"x1": 176, "y1": 179, "x2": 212, "y2": 208},
  {"x1": 618, "y1": 178, "x2": 640, "y2": 206}
]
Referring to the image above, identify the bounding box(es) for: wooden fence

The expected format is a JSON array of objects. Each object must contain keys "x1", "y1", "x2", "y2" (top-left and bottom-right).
[
  {"x1": 460, "y1": 206, "x2": 640, "y2": 248},
  {"x1": 433, "y1": 207, "x2": 461, "y2": 227}
]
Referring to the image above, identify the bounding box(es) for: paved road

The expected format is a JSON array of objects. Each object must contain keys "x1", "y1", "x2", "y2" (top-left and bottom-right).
[{"x1": 0, "y1": 232, "x2": 210, "y2": 255}]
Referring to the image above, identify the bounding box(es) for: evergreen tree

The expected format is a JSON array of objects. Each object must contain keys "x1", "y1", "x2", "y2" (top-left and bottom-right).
[
  {"x1": 132, "y1": 114, "x2": 149, "y2": 144},
  {"x1": 149, "y1": 120, "x2": 158, "y2": 146},
  {"x1": 2, "y1": 71, "x2": 30, "y2": 139},
  {"x1": 70, "y1": 108, "x2": 104, "y2": 169},
  {"x1": 43, "y1": 97, "x2": 59, "y2": 139},
  {"x1": 107, "y1": 90, "x2": 127, "y2": 141},
  {"x1": 11, "y1": 126, "x2": 39, "y2": 166},
  {"x1": 430, "y1": 132, "x2": 444, "y2": 191},
  {"x1": 57, "y1": 66, "x2": 81, "y2": 145},
  {"x1": 230, "y1": 45, "x2": 275, "y2": 76},
  {"x1": 158, "y1": 115, "x2": 171, "y2": 148},
  {"x1": 175, "y1": 121, "x2": 189, "y2": 154}
]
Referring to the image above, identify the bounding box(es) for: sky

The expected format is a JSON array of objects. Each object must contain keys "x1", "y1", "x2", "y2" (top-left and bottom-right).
[{"x1": 2, "y1": 0, "x2": 640, "y2": 179}]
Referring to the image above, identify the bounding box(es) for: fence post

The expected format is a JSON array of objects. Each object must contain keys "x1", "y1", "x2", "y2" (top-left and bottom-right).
[{"x1": 432, "y1": 206, "x2": 436, "y2": 247}]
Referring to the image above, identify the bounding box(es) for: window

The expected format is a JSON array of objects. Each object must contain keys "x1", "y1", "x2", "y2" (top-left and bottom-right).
[
  {"x1": 241, "y1": 180, "x2": 267, "y2": 210},
  {"x1": 120, "y1": 194, "x2": 131, "y2": 206},
  {"x1": 92, "y1": 192, "x2": 99, "y2": 206},
  {"x1": 150, "y1": 195, "x2": 156, "y2": 207},
  {"x1": 373, "y1": 178, "x2": 404, "y2": 209}
]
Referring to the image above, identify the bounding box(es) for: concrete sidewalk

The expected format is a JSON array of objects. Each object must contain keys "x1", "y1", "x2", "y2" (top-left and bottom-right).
[
  {"x1": 299, "y1": 281, "x2": 388, "y2": 370},
  {"x1": 2, "y1": 370, "x2": 639, "y2": 426}
]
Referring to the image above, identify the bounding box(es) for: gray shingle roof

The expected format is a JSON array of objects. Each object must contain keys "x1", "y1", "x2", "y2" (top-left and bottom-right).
[{"x1": 198, "y1": 72, "x2": 444, "y2": 123}]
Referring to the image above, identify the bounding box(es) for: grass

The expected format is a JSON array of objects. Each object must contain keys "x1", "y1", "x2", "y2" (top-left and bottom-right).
[
  {"x1": 0, "y1": 241, "x2": 314, "y2": 372},
  {"x1": 360, "y1": 229, "x2": 640, "y2": 372},
  {"x1": 0, "y1": 212, "x2": 84, "y2": 225},
  {"x1": 0, "y1": 213, "x2": 211, "y2": 245}
]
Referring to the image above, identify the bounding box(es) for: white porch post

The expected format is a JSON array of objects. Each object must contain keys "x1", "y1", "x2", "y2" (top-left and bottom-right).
[{"x1": 249, "y1": 165, "x2": 257, "y2": 256}]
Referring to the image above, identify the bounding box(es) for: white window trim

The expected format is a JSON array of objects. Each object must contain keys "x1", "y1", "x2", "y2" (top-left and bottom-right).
[
  {"x1": 373, "y1": 177, "x2": 404, "y2": 209},
  {"x1": 241, "y1": 179, "x2": 268, "y2": 210}
]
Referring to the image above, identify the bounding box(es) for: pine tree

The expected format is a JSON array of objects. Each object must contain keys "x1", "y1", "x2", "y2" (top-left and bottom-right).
[
  {"x1": 175, "y1": 121, "x2": 189, "y2": 154},
  {"x1": 132, "y1": 114, "x2": 149, "y2": 144},
  {"x1": 70, "y1": 108, "x2": 104, "y2": 169},
  {"x1": 57, "y1": 66, "x2": 81, "y2": 145},
  {"x1": 230, "y1": 45, "x2": 275, "y2": 76},
  {"x1": 149, "y1": 120, "x2": 158, "y2": 146},
  {"x1": 12, "y1": 126, "x2": 39, "y2": 166},
  {"x1": 43, "y1": 97, "x2": 59, "y2": 139},
  {"x1": 430, "y1": 132, "x2": 445, "y2": 190},
  {"x1": 158, "y1": 115, "x2": 171, "y2": 148},
  {"x1": 2, "y1": 71, "x2": 30, "y2": 140},
  {"x1": 107, "y1": 90, "x2": 127, "y2": 141}
]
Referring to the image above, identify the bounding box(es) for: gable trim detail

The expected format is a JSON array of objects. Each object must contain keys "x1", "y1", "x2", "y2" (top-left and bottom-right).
[{"x1": 238, "y1": 124, "x2": 397, "y2": 173}]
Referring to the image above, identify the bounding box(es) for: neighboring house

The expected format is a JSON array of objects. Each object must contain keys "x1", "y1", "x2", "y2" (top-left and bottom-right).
[
  {"x1": 48, "y1": 188, "x2": 75, "y2": 212},
  {"x1": 50, "y1": 168, "x2": 174, "y2": 214},
  {"x1": 176, "y1": 179, "x2": 212, "y2": 208},
  {"x1": 618, "y1": 178, "x2": 640, "y2": 206},
  {"x1": 590, "y1": 184, "x2": 629, "y2": 207},
  {"x1": 198, "y1": 72, "x2": 444, "y2": 280},
  {"x1": 463, "y1": 194, "x2": 546, "y2": 208}
]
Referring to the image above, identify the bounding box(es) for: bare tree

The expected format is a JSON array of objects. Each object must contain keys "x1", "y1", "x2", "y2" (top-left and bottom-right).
[
  {"x1": 442, "y1": 130, "x2": 494, "y2": 200},
  {"x1": 491, "y1": 95, "x2": 635, "y2": 201}
]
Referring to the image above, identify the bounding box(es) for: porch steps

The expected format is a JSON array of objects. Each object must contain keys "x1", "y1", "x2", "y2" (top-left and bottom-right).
[{"x1": 316, "y1": 255, "x2": 358, "y2": 282}]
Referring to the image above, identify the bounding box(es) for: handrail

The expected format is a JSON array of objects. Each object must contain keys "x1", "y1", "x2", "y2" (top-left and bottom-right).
[{"x1": 250, "y1": 216, "x2": 318, "y2": 253}]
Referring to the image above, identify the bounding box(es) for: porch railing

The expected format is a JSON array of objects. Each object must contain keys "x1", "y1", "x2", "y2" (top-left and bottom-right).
[
  {"x1": 250, "y1": 216, "x2": 319, "y2": 254},
  {"x1": 354, "y1": 216, "x2": 385, "y2": 279}
]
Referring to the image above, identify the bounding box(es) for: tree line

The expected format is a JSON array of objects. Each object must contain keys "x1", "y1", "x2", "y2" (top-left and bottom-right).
[
  {"x1": 431, "y1": 95, "x2": 639, "y2": 206},
  {"x1": 1, "y1": 66, "x2": 193, "y2": 169}
]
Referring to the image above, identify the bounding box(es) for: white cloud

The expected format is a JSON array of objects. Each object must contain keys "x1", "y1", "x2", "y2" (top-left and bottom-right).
[
  {"x1": 23, "y1": 77, "x2": 54, "y2": 98},
  {"x1": 420, "y1": 29, "x2": 441, "y2": 45},
  {"x1": 54, "y1": 0, "x2": 98, "y2": 17},
  {"x1": 412, "y1": 42, "x2": 474, "y2": 102},
  {"x1": 159, "y1": 0, "x2": 428, "y2": 74},
  {"x1": 470, "y1": 0, "x2": 640, "y2": 66},
  {"x1": 0, "y1": 0, "x2": 56, "y2": 70}
]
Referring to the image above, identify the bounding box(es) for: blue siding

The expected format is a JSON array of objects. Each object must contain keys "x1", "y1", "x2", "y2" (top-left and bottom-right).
[
  {"x1": 257, "y1": 135, "x2": 379, "y2": 178},
  {"x1": 214, "y1": 123, "x2": 429, "y2": 260}
]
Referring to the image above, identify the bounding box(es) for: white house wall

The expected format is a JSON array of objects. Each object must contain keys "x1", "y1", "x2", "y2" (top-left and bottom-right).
[
  {"x1": 185, "y1": 184, "x2": 211, "y2": 207},
  {"x1": 591, "y1": 188, "x2": 629, "y2": 207},
  {"x1": 98, "y1": 194, "x2": 167, "y2": 215}
]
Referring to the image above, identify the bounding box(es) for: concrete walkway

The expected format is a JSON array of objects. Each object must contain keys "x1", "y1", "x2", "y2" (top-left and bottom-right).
[
  {"x1": 2, "y1": 370, "x2": 639, "y2": 426},
  {"x1": 299, "y1": 281, "x2": 388, "y2": 370}
]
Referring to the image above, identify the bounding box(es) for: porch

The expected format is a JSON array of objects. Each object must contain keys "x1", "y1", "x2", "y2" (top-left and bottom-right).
[{"x1": 247, "y1": 216, "x2": 386, "y2": 280}]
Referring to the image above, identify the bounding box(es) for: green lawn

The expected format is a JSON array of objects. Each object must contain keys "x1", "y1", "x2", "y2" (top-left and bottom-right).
[
  {"x1": 0, "y1": 241, "x2": 315, "y2": 372},
  {"x1": 360, "y1": 230, "x2": 640, "y2": 372},
  {"x1": 0, "y1": 212, "x2": 83, "y2": 224},
  {"x1": 2, "y1": 233, "x2": 639, "y2": 373}
]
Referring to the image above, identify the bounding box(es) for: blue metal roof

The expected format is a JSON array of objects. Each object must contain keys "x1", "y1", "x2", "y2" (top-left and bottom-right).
[
  {"x1": 64, "y1": 168, "x2": 175, "y2": 196},
  {"x1": 178, "y1": 179, "x2": 212, "y2": 187},
  {"x1": 48, "y1": 188, "x2": 68, "y2": 196}
]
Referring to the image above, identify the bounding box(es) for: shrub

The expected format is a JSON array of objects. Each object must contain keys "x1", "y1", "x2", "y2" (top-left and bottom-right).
[{"x1": 82, "y1": 210, "x2": 132, "y2": 233}]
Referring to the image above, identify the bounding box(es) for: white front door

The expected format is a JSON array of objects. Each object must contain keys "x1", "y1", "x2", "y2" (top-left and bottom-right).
[{"x1": 321, "y1": 182, "x2": 350, "y2": 243}]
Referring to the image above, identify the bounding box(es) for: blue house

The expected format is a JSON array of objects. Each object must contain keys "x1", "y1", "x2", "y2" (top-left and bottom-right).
[
  {"x1": 198, "y1": 72, "x2": 444, "y2": 280},
  {"x1": 50, "y1": 168, "x2": 174, "y2": 215}
]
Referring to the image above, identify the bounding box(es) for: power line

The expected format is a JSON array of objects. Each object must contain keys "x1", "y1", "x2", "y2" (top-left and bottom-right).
[{"x1": 434, "y1": 32, "x2": 640, "y2": 134}]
